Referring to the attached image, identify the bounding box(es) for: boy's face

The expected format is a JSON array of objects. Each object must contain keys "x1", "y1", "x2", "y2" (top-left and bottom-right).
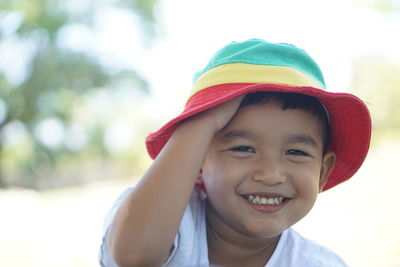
[{"x1": 199, "y1": 100, "x2": 335, "y2": 239}]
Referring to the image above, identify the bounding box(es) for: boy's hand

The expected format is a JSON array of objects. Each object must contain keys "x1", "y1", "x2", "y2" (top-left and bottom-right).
[{"x1": 191, "y1": 95, "x2": 245, "y2": 133}]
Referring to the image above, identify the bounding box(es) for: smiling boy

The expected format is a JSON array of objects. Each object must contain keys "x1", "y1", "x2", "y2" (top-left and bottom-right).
[{"x1": 100, "y1": 39, "x2": 371, "y2": 267}]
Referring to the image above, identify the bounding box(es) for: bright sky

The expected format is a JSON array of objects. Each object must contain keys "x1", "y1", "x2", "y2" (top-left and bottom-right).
[{"x1": 105, "y1": 0, "x2": 399, "y2": 120}]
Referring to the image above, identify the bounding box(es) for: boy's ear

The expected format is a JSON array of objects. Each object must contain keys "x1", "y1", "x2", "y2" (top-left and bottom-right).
[
  {"x1": 319, "y1": 151, "x2": 336, "y2": 192},
  {"x1": 195, "y1": 169, "x2": 204, "y2": 185}
]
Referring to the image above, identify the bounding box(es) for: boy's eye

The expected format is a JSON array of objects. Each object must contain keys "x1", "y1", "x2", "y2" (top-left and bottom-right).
[
  {"x1": 230, "y1": 146, "x2": 255, "y2": 153},
  {"x1": 286, "y1": 149, "x2": 308, "y2": 156}
]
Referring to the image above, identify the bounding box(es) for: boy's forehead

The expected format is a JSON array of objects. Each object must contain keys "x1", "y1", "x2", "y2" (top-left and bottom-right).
[
  {"x1": 219, "y1": 102, "x2": 322, "y2": 138},
  {"x1": 234, "y1": 99, "x2": 318, "y2": 123}
]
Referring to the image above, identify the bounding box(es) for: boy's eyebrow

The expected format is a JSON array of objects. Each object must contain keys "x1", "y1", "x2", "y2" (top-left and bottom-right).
[
  {"x1": 286, "y1": 134, "x2": 318, "y2": 147},
  {"x1": 219, "y1": 130, "x2": 257, "y2": 143}
]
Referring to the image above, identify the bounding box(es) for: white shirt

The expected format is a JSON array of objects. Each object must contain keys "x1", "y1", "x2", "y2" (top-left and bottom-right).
[{"x1": 99, "y1": 188, "x2": 348, "y2": 267}]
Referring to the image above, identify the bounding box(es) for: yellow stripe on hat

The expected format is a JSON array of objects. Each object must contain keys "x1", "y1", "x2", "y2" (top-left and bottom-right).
[{"x1": 191, "y1": 63, "x2": 325, "y2": 96}]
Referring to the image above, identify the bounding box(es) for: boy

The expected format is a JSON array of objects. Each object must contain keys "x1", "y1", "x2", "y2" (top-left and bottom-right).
[{"x1": 100, "y1": 39, "x2": 371, "y2": 266}]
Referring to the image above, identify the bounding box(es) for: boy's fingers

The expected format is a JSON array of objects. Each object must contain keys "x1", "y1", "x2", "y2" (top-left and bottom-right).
[{"x1": 212, "y1": 95, "x2": 245, "y2": 131}]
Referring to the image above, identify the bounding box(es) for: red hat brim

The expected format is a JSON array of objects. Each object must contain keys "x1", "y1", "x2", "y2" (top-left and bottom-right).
[{"x1": 145, "y1": 83, "x2": 372, "y2": 191}]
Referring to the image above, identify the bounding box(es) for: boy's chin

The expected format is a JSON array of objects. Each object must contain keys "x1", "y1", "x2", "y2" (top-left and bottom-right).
[
  {"x1": 256, "y1": 231, "x2": 284, "y2": 239},
  {"x1": 240, "y1": 221, "x2": 288, "y2": 239},
  {"x1": 254, "y1": 229, "x2": 285, "y2": 239}
]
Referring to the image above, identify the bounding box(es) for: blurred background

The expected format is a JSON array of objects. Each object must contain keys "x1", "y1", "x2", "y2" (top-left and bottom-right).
[{"x1": 0, "y1": 0, "x2": 399, "y2": 266}]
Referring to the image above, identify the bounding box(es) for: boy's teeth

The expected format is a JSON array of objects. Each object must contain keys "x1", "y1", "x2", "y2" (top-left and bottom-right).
[{"x1": 246, "y1": 195, "x2": 285, "y2": 205}]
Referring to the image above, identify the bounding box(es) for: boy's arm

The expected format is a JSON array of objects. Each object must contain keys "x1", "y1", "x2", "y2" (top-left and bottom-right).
[{"x1": 107, "y1": 97, "x2": 243, "y2": 267}]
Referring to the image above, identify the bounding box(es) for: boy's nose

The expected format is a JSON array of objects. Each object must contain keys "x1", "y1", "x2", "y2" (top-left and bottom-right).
[{"x1": 251, "y1": 156, "x2": 287, "y2": 185}]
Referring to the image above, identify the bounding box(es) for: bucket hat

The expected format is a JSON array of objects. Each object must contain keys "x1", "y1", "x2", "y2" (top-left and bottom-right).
[{"x1": 145, "y1": 38, "x2": 371, "y2": 191}]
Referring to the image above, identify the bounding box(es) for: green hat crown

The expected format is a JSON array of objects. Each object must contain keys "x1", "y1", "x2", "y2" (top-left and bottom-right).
[{"x1": 193, "y1": 39, "x2": 326, "y2": 89}]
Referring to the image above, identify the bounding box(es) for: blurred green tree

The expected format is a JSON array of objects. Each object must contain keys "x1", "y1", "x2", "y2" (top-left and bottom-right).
[
  {"x1": 349, "y1": 55, "x2": 400, "y2": 143},
  {"x1": 0, "y1": 0, "x2": 159, "y2": 188},
  {"x1": 349, "y1": 0, "x2": 400, "y2": 143},
  {"x1": 353, "y1": 0, "x2": 400, "y2": 14}
]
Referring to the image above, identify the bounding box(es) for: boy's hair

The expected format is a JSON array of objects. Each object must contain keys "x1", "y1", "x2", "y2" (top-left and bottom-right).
[{"x1": 240, "y1": 92, "x2": 330, "y2": 154}]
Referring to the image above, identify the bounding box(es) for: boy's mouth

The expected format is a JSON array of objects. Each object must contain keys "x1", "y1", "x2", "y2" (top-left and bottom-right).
[{"x1": 242, "y1": 194, "x2": 290, "y2": 206}]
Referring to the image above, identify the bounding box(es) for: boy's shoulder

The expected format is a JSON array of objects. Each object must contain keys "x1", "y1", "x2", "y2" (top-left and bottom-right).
[{"x1": 268, "y1": 228, "x2": 348, "y2": 267}]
